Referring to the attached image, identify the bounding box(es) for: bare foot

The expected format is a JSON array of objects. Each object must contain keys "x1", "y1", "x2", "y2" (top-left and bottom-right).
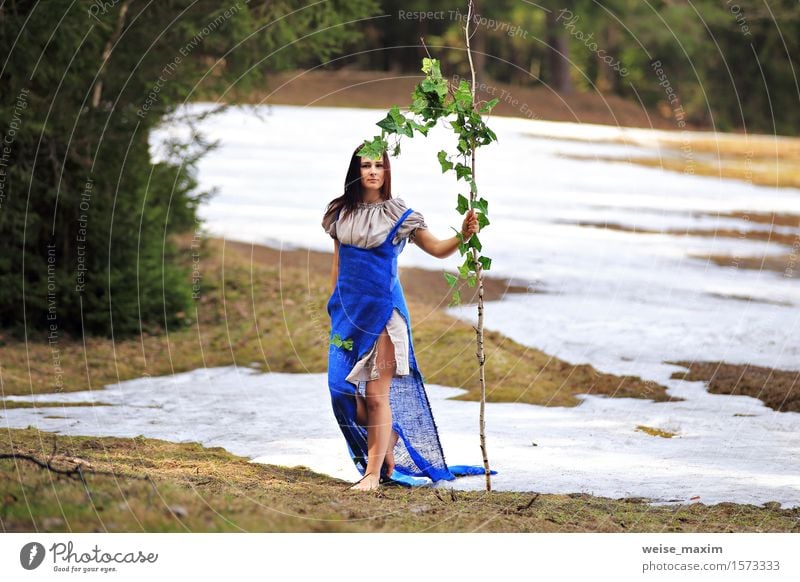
[{"x1": 346, "y1": 472, "x2": 381, "y2": 491}]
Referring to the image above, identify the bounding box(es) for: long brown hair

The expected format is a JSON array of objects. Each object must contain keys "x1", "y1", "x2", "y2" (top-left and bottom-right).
[{"x1": 323, "y1": 143, "x2": 392, "y2": 227}]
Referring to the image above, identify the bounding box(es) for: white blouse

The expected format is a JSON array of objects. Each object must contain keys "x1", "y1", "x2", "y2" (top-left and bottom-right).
[{"x1": 322, "y1": 197, "x2": 428, "y2": 248}]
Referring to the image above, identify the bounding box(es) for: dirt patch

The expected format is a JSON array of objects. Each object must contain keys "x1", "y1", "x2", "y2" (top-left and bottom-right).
[
  {"x1": 667, "y1": 360, "x2": 800, "y2": 413},
  {"x1": 216, "y1": 68, "x2": 683, "y2": 130},
  {"x1": 560, "y1": 218, "x2": 800, "y2": 249},
  {"x1": 558, "y1": 151, "x2": 800, "y2": 190},
  {"x1": 705, "y1": 292, "x2": 793, "y2": 307},
  {"x1": 694, "y1": 253, "x2": 798, "y2": 278}
]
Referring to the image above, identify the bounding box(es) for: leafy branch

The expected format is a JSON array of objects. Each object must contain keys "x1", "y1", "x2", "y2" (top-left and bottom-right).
[{"x1": 358, "y1": 57, "x2": 498, "y2": 308}]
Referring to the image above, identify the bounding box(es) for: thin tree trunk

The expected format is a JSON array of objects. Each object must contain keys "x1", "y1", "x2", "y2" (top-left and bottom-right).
[
  {"x1": 471, "y1": 0, "x2": 487, "y2": 82},
  {"x1": 465, "y1": 0, "x2": 491, "y2": 492},
  {"x1": 91, "y1": 0, "x2": 131, "y2": 108}
]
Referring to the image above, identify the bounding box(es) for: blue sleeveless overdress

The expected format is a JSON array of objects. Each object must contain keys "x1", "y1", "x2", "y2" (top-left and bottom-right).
[{"x1": 326, "y1": 206, "x2": 495, "y2": 487}]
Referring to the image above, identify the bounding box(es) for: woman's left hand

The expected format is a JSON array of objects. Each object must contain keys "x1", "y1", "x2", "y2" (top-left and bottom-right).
[{"x1": 461, "y1": 208, "x2": 479, "y2": 241}]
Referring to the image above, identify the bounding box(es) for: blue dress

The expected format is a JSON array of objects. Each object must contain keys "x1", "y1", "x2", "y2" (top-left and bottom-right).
[{"x1": 326, "y1": 205, "x2": 496, "y2": 487}]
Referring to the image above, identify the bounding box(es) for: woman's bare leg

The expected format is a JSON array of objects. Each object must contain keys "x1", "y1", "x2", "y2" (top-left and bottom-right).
[
  {"x1": 355, "y1": 392, "x2": 368, "y2": 426},
  {"x1": 349, "y1": 329, "x2": 396, "y2": 491},
  {"x1": 383, "y1": 423, "x2": 399, "y2": 478},
  {"x1": 353, "y1": 344, "x2": 399, "y2": 476}
]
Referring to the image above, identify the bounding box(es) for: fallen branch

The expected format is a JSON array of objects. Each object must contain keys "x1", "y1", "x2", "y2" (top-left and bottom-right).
[{"x1": 0, "y1": 452, "x2": 154, "y2": 484}]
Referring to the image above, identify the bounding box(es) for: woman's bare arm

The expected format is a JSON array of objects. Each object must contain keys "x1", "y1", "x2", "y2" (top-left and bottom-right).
[
  {"x1": 330, "y1": 239, "x2": 339, "y2": 293},
  {"x1": 413, "y1": 229, "x2": 460, "y2": 258},
  {"x1": 413, "y1": 209, "x2": 478, "y2": 259}
]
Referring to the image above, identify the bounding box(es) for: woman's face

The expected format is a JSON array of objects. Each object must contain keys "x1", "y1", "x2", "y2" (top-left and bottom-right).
[{"x1": 359, "y1": 156, "x2": 385, "y2": 196}]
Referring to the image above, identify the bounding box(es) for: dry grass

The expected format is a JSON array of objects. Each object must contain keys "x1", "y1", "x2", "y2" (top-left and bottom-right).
[
  {"x1": 559, "y1": 146, "x2": 800, "y2": 190},
  {"x1": 668, "y1": 361, "x2": 800, "y2": 414},
  {"x1": 2, "y1": 427, "x2": 797, "y2": 533}
]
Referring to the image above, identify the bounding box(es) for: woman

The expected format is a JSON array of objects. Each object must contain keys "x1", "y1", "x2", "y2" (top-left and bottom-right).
[{"x1": 322, "y1": 143, "x2": 493, "y2": 492}]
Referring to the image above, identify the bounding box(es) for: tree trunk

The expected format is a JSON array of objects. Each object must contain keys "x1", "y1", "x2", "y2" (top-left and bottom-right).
[{"x1": 545, "y1": 2, "x2": 574, "y2": 94}]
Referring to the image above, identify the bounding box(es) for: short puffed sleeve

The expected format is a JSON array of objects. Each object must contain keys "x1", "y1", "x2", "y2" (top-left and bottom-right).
[
  {"x1": 385, "y1": 197, "x2": 428, "y2": 245},
  {"x1": 321, "y1": 208, "x2": 338, "y2": 240}
]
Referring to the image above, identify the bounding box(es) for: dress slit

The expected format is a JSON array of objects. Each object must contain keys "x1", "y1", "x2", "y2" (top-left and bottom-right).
[{"x1": 349, "y1": 307, "x2": 410, "y2": 390}]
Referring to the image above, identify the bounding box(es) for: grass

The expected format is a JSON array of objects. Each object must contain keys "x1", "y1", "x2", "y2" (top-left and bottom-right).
[
  {"x1": 558, "y1": 131, "x2": 800, "y2": 190},
  {"x1": 2, "y1": 427, "x2": 797, "y2": 533},
  {"x1": 635, "y1": 425, "x2": 677, "y2": 439}
]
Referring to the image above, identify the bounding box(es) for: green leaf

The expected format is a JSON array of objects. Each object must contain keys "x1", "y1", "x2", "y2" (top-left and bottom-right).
[
  {"x1": 410, "y1": 95, "x2": 428, "y2": 115},
  {"x1": 469, "y1": 233, "x2": 482, "y2": 252},
  {"x1": 331, "y1": 333, "x2": 353, "y2": 350},
  {"x1": 478, "y1": 256, "x2": 492, "y2": 271},
  {"x1": 392, "y1": 141, "x2": 401, "y2": 156},
  {"x1": 454, "y1": 80, "x2": 473, "y2": 110},
  {"x1": 477, "y1": 212, "x2": 490, "y2": 229},
  {"x1": 456, "y1": 193, "x2": 469, "y2": 215},
  {"x1": 467, "y1": 275, "x2": 476, "y2": 288},
  {"x1": 409, "y1": 118, "x2": 432, "y2": 136},
  {"x1": 443, "y1": 272, "x2": 458, "y2": 288},
  {"x1": 389, "y1": 105, "x2": 405, "y2": 126},
  {"x1": 474, "y1": 197, "x2": 488, "y2": 213},
  {"x1": 455, "y1": 163, "x2": 472, "y2": 181},
  {"x1": 376, "y1": 112, "x2": 399, "y2": 134},
  {"x1": 465, "y1": 253, "x2": 477, "y2": 270},
  {"x1": 448, "y1": 289, "x2": 461, "y2": 307},
  {"x1": 437, "y1": 150, "x2": 453, "y2": 173},
  {"x1": 357, "y1": 137, "x2": 387, "y2": 160},
  {"x1": 479, "y1": 98, "x2": 499, "y2": 113},
  {"x1": 458, "y1": 262, "x2": 469, "y2": 278}
]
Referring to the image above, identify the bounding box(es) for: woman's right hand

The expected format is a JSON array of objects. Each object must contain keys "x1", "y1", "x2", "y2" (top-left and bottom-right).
[{"x1": 460, "y1": 208, "x2": 479, "y2": 241}]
